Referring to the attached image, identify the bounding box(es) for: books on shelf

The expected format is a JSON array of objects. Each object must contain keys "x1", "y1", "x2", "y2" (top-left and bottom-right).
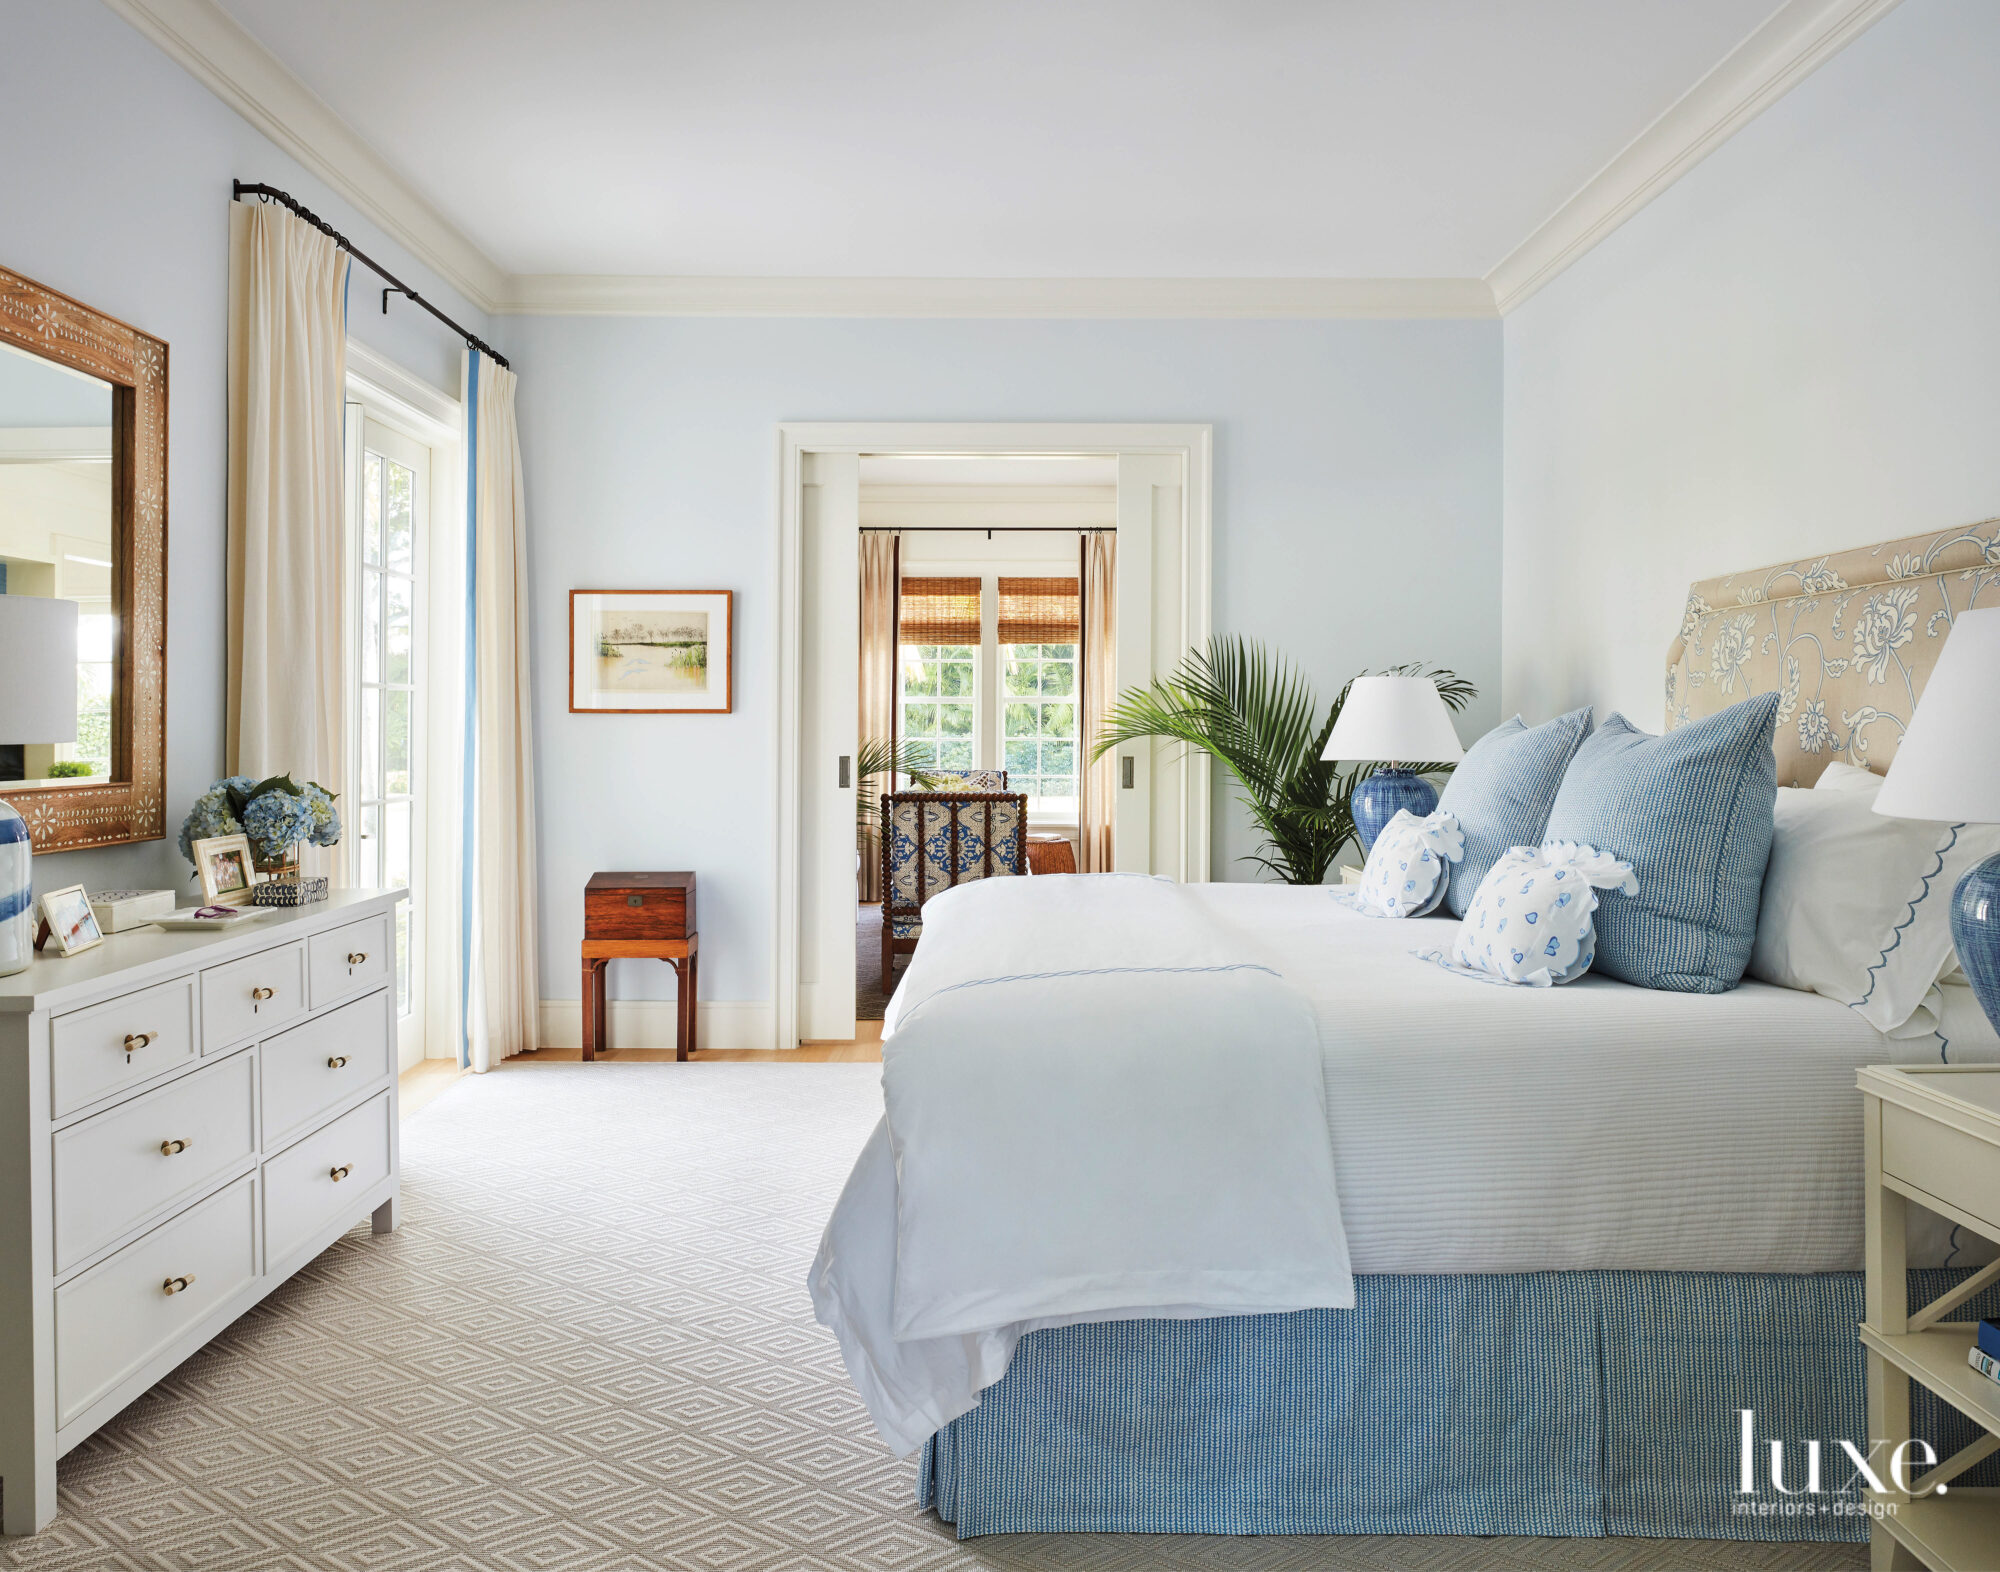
[
  {"x1": 1981, "y1": 1317, "x2": 2000, "y2": 1362},
  {"x1": 1970, "y1": 1343, "x2": 2000, "y2": 1389}
]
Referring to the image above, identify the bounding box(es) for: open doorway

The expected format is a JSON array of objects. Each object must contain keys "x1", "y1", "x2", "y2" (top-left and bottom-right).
[{"x1": 778, "y1": 423, "x2": 1212, "y2": 1049}]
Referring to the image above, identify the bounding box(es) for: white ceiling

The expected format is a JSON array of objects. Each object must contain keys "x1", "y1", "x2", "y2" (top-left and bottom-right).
[{"x1": 213, "y1": 0, "x2": 1788, "y2": 281}]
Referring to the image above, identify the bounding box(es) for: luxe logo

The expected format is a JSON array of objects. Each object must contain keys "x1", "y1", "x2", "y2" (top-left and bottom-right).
[{"x1": 1737, "y1": 1409, "x2": 1939, "y2": 1497}]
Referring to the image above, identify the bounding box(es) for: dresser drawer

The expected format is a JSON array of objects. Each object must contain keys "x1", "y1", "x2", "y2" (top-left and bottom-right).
[
  {"x1": 55, "y1": 1172, "x2": 257, "y2": 1428},
  {"x1": 1883, "y1": 1101, "x2": 2000, "y2": 1231},
  {"x1": 53, "y1": 1049, "x2": 257, "y2": 1274},
  {"x1": 51, "y1": 976, "x2": 198, "y2": 1119},
  {"x1": 308, "y1": 914, "x2": 391, "y2": 1009},
  {"x1": 261, "y1": 994, "x2": 392, "y2": 1149},
  {"x1": 201, "y1": 942, "x2": 306, "y2": 1051},
  {"x1": 264, "y1": 1091, "x2": 391, "y2": 1267}
]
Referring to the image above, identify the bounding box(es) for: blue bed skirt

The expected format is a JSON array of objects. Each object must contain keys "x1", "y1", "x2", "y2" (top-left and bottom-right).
[{"x1": 917, "y1": 1269, "x2": 2000, "y2": 1540}]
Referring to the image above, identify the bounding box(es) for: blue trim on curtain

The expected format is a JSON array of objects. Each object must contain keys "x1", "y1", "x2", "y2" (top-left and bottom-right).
[{"x1": 458, "y1": 351, "x2": 481, "y2": 1069}]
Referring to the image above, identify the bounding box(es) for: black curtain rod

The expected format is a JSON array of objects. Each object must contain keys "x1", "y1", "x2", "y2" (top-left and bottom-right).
[
  {"x1": 861, "y1": 525, "x2": 1114, "y2": 533},
  {"x1": 233, "y1": 180, "x2": 511, "y2": 370}
]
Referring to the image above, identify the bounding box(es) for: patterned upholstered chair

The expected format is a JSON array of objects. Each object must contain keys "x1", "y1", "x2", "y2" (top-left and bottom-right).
[
  {"x1": 880, "y1": 789, "x2": 1027, "y2": 992},
  {"x1": 917, "y1": 769, "x2": 1008, "y2": 790}
]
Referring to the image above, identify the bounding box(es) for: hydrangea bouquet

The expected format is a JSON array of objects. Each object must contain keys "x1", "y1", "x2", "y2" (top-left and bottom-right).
[{"x1": 180, "y1": 773, "x2": 341, "y2": 877}]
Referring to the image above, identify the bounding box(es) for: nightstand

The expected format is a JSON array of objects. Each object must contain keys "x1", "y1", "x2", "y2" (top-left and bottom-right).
[{"x1": 1856, "y1": 1065, "x2": 2000, "y2": 1570}]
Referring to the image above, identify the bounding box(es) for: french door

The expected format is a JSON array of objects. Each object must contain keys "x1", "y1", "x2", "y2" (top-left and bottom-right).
[{"x1": 350, "y1": 417, "x2": 429, "y2": 1063}]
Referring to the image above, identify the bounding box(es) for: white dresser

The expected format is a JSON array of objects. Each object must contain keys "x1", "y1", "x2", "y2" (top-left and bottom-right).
[{"x1": 0, "y1": 889, "x2": 406, "y2": 1536}]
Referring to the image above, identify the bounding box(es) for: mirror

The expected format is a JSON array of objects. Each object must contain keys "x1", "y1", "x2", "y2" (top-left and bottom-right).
[
  {"x1": 0, "y1": 340, "x2": 116, "y2": 784},
  {"x1": 0, "y1": 264, "x2": 168, "y2": 852}
]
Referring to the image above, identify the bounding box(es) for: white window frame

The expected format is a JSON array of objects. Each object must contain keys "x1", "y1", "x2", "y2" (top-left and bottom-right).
[{"x1": 344, "y1": 341, "x2": 465, "y2": 1072}]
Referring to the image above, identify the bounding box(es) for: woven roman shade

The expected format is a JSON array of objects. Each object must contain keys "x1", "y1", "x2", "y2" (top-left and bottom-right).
[
  {"x1": 998, "y1": 577, "x2": 1080, "y2": 644},
  {"x1": 899, "y1": 577, "x2": 982, "y2": 645}
]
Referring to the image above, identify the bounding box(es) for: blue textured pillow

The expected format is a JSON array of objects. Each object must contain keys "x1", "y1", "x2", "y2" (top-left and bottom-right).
[
  {"x1": 1542, "y1": 694, "x2": 1780, "y2": 994},
  {"x1": 1435, "y1": 708, "x2": 1593, "y2": 918}
]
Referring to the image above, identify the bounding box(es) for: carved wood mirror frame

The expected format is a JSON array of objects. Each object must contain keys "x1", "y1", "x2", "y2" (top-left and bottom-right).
[{"x1": 0, "y1": 265, "x2": 167, "y2": 851}]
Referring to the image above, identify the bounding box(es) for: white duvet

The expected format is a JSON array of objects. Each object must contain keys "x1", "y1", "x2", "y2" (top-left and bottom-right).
[{"x1": 809, "y1": 874, "x2": 1354, "y2": 1454}]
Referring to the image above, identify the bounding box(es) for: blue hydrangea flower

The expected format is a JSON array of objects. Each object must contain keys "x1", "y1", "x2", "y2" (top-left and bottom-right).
[
  {"x1": 300, "y1": 782, "x2": 342, "y2": 848},
  {"x1": 242, "y1": 789, "x2": 312, "y2": 861}
]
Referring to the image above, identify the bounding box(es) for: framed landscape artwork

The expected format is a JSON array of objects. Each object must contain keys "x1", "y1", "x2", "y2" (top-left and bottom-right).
[{"x1": 570, "y1": 590, "x2": 734, "y2": 714}]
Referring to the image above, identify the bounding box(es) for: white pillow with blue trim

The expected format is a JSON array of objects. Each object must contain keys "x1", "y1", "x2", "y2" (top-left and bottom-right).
[
  {"x1": 1417, "y1": 841, "x2": 1637, "y2": 987},
  {"x1": 1335, "y1": 808, "x2": 1464, "y2": 918}
]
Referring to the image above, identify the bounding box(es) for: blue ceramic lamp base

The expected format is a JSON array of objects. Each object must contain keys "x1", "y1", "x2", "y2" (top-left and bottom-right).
[
  {"x1": 1952, "y1": 851, "x2": 2000, "y2": 1037},
  {"x1": 0, "y1": 797, "x2": 32, "y2": 977},
  {"x1": 1352, "y1": 766, "x2": 1439, "y2": 854}
]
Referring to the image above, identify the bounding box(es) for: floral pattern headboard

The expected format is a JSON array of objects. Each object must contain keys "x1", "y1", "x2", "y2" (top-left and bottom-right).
[{"x1": 1666, "y1": 518, "x2": 2000, "y2": 787}]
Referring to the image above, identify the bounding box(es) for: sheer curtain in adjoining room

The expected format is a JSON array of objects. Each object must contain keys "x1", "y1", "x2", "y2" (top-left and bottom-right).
[
  {"x1": 225, "y1": 199, "x2": 350, "y2": 877},
  {"x1": 1078, "y1": 530, "x2": 1118, "y2": 872},
  {"x1": 857, "y1": 530, "x2": 899, "y2": 902},
  {"x1": 460, "y1": 351, "x2": 540, "y2": 1072}
]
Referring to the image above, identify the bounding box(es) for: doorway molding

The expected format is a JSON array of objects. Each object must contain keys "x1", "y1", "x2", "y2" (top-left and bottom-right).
[{"x1": 773, "y1": 422, "x2": 1213, "y2": 1050}]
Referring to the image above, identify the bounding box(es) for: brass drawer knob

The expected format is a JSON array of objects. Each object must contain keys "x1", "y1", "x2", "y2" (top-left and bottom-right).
[
  {"x1": 251, "y1": 987, "x2": 275, "y2": 1002},
  {"x1": 329, "y1": 1163, "x2": 352, "y2": 1182},
  {"x1": 326, "y1": 1055, "x2": 348, "y2": 1070},
  {"x1": 346, "y1": 952, "x2": 367, "y2": 966},
  {"x1": 161, "y1": 1274, "x2": 196, "y2": 1295},
  {"x1": 159, "y1": 1138, "x2": 191, "y2": 1157},
  {"x1": 124, "y1": 1031, "x2": 158, "y2": 1051}
]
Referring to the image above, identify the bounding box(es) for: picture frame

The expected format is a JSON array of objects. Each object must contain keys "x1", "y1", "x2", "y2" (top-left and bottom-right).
[
  {"x1": 192, "y1": 833, "x2": 258, "y2": 904},
  {"x1": 570, "y1": 590, "x2": 734, "y2": 714},
  {"x1": 39, "y1": 884, "x2": 104, "y2": 956}
]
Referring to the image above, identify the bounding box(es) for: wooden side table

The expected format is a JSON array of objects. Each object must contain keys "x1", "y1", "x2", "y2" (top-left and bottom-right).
[
  {"x1": 1855, "y1": 1064, "x2": 2000, "y2": 1570},
  {"x1": 1026, "y1": 834, "x2": 1078, "y2": 875},
  {"x1": 582, "y1": 872, "x2": 697, "y2": 1061}
]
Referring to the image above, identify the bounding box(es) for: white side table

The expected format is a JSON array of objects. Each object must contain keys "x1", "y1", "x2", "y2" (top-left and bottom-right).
[{"x1": 1856, "y1": 1065, "x2": 2000, "y2": 1570}]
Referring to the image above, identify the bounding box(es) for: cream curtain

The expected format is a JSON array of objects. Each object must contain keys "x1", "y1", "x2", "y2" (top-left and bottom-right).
[
  {"x1": 1079, "y1": 531, "x2": 1118, "y2": 872},
  {"x1": 857, "y1": 531, "x2": 898, "y2": 901},
  {"x1": 225, "y1": 201, "x2": 350, "y2": 844},
  {"x1": 462, "y1": 351, "x2": 540, "y2": 1071}
]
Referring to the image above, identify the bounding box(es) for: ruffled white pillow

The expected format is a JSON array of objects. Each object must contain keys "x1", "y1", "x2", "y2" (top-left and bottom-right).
[
  {"x1": 1417, "y1": 841, "x2": 1637, "y2": 987},
  {"x1": 1336, "y1": 809, "x2": 1464, "y2": 918}
]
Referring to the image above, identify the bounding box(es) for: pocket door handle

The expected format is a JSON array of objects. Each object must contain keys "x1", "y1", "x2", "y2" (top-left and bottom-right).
[
  {"x1": 159, "y1": 1138, "x2": 192, "y2": 1156},
  {"x1": 327, "y1": 1055, "x2": 348, "y2": 1069},
  {"x1": 162, "y1": 1274, "x2": 196, "y2": 1295},
  {"x1": 329, "y1": 1164, "x2": 352, "y2": 1182}
]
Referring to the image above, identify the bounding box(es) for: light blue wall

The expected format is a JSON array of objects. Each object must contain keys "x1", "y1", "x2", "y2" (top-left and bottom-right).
[
  {"x1": 0, "y1": 0, "x2": 491, "y2": 896},
  {"x1": 1503, "y1": 0, "x2": 2000, "y2": 726},
  {"x1": 509, "y1": 315, "x2": 1503, "y2": 1004}
]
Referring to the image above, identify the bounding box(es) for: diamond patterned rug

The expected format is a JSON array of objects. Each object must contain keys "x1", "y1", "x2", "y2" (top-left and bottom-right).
[{"x1": 5, "y1": 1064, "x2": 1865, "y2": 1571}]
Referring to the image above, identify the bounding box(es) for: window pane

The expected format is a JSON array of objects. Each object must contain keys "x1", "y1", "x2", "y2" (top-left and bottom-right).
[
  {"x1": 364, "y1": 454, "x2": 382, "y2": 566},
  {"x1": 1004, "y1": 701, "x2": 1035, "y2": 736},
  {"x1": 74, "y1": 662, "x2": 112, "y2": 772},
  {"x1": 1004, "y1": 658, "x2": 1038, "y2": 696},
  {"x1": 361, "y1": 687, "x2": 379, "y2": 798},
  {"x1": 1005, "y1": 739, "x2": 1038, "y2": 777},
  {"x1": 938, "y1": 702, "x2": 973, "y2": 738},
  {"x1": 937, "y1": 740, "x2": 974, "y2": 768},
  {"x1": 939, "y1": 660, "x2": 973, "y2": 698},
  {"x1": 357, "y1": 802, "x2": 381, "y2": 884},
  {"x1": 384, "y1": 689, "x2": 411, "y2": 796},
  {"x1": 385, "y1": 800, "x2": 411, "y2": 889},
  {"x1": 1040, "y1": 702, "x2": 1074, "y2": 735},
  {"x1": 385, "y1": 574, "x2": 411, "y2": 685},
  {"x1": 1042, "y1": 660, "x2": 1074, "y2": 697},
  {"x1": 903, "y1": 701, "x2": 936, "y2": 736},
  {"x1": 385, "y1": 460, "x2": 414, "y2": 573},
  {"x1": 1043, "y1": 741, "x2": 1075, "y2": 778},
  {"x1": 903, "y1": 739, "x2": 938, "y2": 770}
]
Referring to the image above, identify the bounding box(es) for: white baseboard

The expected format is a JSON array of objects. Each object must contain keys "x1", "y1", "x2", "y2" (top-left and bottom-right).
[{"x1": 537, "y1": 1000, "x2": 780, "y2": 1053}]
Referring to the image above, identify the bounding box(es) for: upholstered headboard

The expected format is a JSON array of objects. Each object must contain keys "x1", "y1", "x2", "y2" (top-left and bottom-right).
[{"x1": 1666, "y1": 518, "x2": 2000, "y2": 787}]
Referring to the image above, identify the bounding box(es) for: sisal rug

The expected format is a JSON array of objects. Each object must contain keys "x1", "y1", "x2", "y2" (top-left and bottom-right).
[{"x1": 6, "y1": 1065, "x2": 1864, "y2": 1572}]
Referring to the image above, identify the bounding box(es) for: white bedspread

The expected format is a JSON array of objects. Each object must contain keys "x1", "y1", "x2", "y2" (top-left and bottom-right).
[{"x1": 811, "y1": 874, "x2": 1353, "y2": 1453}]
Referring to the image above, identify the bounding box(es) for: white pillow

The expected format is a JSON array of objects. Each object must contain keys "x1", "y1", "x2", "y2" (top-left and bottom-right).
[
  {"x1": 1335, "y1": 809, "x2": 1464, "y2": 918},
  {"x1": 1416, "y1": 842, "x2": 1637, "y2": 987},
  {"x1": 1749, "y1": 771, "x2": 2000, "y2": 1034}
]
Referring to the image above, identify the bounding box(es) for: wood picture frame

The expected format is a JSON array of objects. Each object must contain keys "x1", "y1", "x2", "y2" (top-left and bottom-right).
[
  {"x1": 569, "y1": 590, "x2": 734, "y2": 714},
  {"x1": 0, "y1": 265, "x2": 167, "y2": 852}
]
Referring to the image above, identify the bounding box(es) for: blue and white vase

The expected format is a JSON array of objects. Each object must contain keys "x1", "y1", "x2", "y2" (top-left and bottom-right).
[
  {"x1": 0, "y1": 799, "x2": 31, "y2": 977},
  {"x1": 1951, "y1": 852, "x2": 2000, "y2": 1038},
  {"x1": 1352, "y1": 766, "x2": 1440, "y2": 854}
]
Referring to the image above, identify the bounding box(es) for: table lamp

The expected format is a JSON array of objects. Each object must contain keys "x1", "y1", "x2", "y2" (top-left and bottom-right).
[
  {"x1": 1873, "y1": 605, "x2": 2000, "y2": 1033},
  {"x1": 0, "y1": 595, "x2": 80, "y2": 976},
  {"x1": 1322, "y1": 674, "x2": 1464, "y2": 853}
]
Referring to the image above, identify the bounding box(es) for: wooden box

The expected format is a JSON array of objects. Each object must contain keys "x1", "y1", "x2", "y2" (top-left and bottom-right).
[{"x1": 584, "y1": 872, "x2": 694, "y2": 942}]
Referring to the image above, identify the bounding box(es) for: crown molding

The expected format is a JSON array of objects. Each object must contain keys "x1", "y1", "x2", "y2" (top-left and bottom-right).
[
  {"x1": 493, "y1": 274, "x2": 1499, "y2": 319},
  {"x1": 99, "y1": 0, "x2": 507, "y2": 314},
  {"x1": 1486, "y1": 0, "x2": 1905, "y2": 313}
]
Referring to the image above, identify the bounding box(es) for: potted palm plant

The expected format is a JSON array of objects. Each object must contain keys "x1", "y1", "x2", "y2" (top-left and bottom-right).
[
  {"x1": 856, "y1": 739, "x2": 941, "y2": 894},
  {"x1": 1092, "y1": 636, "x2": 1474, "y2": 885}
]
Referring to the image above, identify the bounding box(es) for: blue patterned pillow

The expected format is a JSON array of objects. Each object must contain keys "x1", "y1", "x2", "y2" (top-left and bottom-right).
[
  {"x1": 1434, "y1": 708, "x2": 1593, "y2": 918},
  {"x1": 1542, "y1": 694, "x2": 1780, "y2": 994}
]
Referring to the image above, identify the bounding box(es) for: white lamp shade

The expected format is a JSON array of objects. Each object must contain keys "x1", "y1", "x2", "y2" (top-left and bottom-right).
[
  {"x1": 1321, "y1": 675, "x2": 1464, "y2": 764},
  {"x1": 0, "y1": 595, "x2": 78, "y2": 745},
  {"x1": 1874, "y1": 606, "x2": 2000, "y2": 823}
]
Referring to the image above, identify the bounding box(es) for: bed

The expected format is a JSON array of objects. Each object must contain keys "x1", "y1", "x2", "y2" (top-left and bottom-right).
[{"x1": 811, "y1": 521, "x2": 2000, "y2": 1542}]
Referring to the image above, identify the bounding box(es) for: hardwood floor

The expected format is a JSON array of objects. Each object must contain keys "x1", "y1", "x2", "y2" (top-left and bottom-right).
[{"x1": 399, "y1": 1057, "x2": 469, "y2": 1118}]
